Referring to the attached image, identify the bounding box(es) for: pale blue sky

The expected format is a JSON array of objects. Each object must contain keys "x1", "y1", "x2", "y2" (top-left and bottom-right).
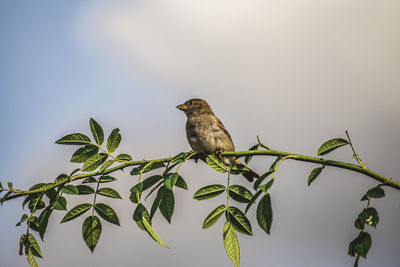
[{"x1": 1, "y1": 1, "x2": 400, "y2": 267}]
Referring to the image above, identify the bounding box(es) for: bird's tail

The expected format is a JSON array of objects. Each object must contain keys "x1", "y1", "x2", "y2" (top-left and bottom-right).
[
  {"x1": 241, "y1": 167, "x2": 259, "y2": 182},
  {"x1": 233, "y1": 159, "x2": 259, "y2": 182}
]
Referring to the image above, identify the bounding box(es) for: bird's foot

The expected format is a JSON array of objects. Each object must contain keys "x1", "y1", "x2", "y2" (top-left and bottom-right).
[
  {"x1": 188, "y1": 150, "x2": 199, "y2": 163},
  {"x1": 215, "y1": 149, "x2": 225, "y2": 160}
]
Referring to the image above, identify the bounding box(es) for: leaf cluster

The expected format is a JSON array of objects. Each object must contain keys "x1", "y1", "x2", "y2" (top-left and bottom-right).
[{"x1": 0, "y1": 121, "x2": 395, "y2": 267}]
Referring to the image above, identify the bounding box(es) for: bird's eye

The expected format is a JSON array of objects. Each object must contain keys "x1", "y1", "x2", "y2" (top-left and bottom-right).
[{"x1": 188, "y1": 101, "x2": 192, "y2": 106}]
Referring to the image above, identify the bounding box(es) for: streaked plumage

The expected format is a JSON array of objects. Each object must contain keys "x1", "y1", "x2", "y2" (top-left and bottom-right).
[{"x1": 177, "y1": 98, "x2": 259, "y2": 182}]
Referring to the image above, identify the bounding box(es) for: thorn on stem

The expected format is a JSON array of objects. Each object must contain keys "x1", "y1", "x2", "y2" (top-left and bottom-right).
[{"x1": 257, "y1": 135, "x2": 271, "y2": 150}]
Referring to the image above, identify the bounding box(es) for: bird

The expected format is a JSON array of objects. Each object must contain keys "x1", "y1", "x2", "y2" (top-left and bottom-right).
[{"x1": 176, "y1": 98, "x2": 259, "y2": 182}]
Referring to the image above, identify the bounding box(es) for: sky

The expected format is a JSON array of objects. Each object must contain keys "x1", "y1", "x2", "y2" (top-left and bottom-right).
[{"x1": 0, "y1": 0, "x2": 400, "y2": 266}]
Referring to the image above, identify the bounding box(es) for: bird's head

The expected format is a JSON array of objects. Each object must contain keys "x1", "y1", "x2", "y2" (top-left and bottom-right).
[{"x1": 176, "y1": 98, "x2": 213, "y2": 117}]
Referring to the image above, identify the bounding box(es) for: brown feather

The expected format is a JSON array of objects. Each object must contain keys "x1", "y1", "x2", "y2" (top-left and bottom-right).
[{"x1": 177, "y1": 98, "x2": 259, "y2": 182}]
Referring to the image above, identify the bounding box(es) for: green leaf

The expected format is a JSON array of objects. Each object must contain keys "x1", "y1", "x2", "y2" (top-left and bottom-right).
[
  {"x1": 99, "y1": 176, "x2": 117, "y2": 183},
  {"x1": 106, "y1": 128, "x2": 121, "y2": 153},
  {"x1": 193, "y1": 184, "x2": 226, "y2": 201},
  {"x1": 82, "y1": 216, "x2": 102, "y2": 253},
  {"x1": 307, "y1": 166, "x2": 324, "y2": 186},
  {"x1": 133, "y1": 204, "x2": 151, "y2": 231},
  {"x1": 98, "y1": 188, "x2": 122, "y2": 199},
  {"x1": 99, "y1": 159, "x2": 115, "y2": 172},
  {"x1": 38, "y1": 207, "x2": 53, "y2": 241},
  {"x1": 228, "y1": 185, "x2": 253, "y2": 203},
  {"x1": 90, "y1": 118, "x2": 104, "y2": 146},
  {"x1": 175, "y1": 175, "x2": 188, "y2": 190},
  {"x1": 357, "y1": 207, "x2": 379, "y2": 228},
  {"x1": 61, "y1": 203, "x2": 92, "y2": 223},
  {"x1": 150, "y1": 187, "x2": 165, "y2": 219},
  {"x1": 55, "y1": 133, "x2": 91, "y2": 145},
  {"x1": 70, "y1": 168, "x2": 81, "y2": 177},
  {"x1": 258, "y1": 179, "x2": 274, "y2": 194},
  {"x1": 26, "y1": 247, "x2": 39, "y2": 267},
  {"x1": 142, "y1": 175, "x2": 163, "y2": 191},
  {"x1": 130, "y1": 182, "x2": 144, "y2": 193},
  {"x1": 55, "y1": 174, "x2": 68, "y2": 182},
  {"x1": 27, "y1": 233, "x2": 42, "y2": 258},
  {"x1": 44, "y1": 188, "x2": 57, "y2": 201},
  {"x1": 229, "y1": 164, "x2": 250, "y2": 176},
  {"x1": 171, "y1": 152, "x2": 187, "y2": 163},
  {"x1": 0, "y1": 191, "x2": 12, "y2": 204},
  {"x1": 223, "y1": 222, "x2": 240, "y2": 267},
  {"x1": 317, "y1": 138, "x2": 349, "y2": 156},
  {"x1": 19, "y1": 234, "x2": 26, "y2": 255},
  {"x1": 203, "y1": 204, "x2": 226, "y2": 229},
  {"x1": 142, "y1": 215, "x2": 169, "y2": 248},
  {"x1": 22, "y1": 193, "x2": 37, "y2": 209},
  {"x1": 71, "y1": 145, "x2": 99, "y2": 163},
  {"x1": 129, "y1": 183, "x2": 143, "y2": 203},
  {"x1": 164, "y1": 173, "x2": 178, "y2": 190},
  {"x1": 164, "y1": 161, "x2": 182, "y2": 175},
  {"x1": 76, "y1": 185, "x2": 95, "y2": 195},
  {"x1": 129, "y1": 192, "x2": 141, "y2": 204},
  {"x1": 61, "y1": 185, "x2": 79, "y2": 195},
  {"x1": 130, "y1": 162, "x2": 166, "y2": 175},
  {"x1": 348, "y1": 232, "x2": 372, "y2": 258},
  {"x1": 29, "y1": 199, "x2": 45, "y2": 212},
  {"x1": 133, "y1": 203, "x2": 147, "y2": 222},
  {"x1": 268, "y1": 157, "x2": 281, "y2": 171},
  {"x1": 94, "y1": 203, "x2": 120, "y2": 226},
  {"x1": 16, "y1": 214, "x2": 29, "y2": 226},
  {"x1": 28, "y1": 216, "x2": 40, "y2": 232},
  {"x1": 361, "y1": 186, "x2": 385, "y2": 201},
  {"x1": 52, "y1": 197, "x2": 67, "y2": 211},
  {"x1": 354, "y1": 218, "x2": 363, "y2": 230},
  {"x1": 245, "y1": 190, "x2": 263, "y2": 214},
  {"x1": 82, "y1": 177, "x2": 97, "y2": 184},
  {"x1": 245, "y1": 144, "x2": 259, "y2": 164},
  {"x1": 82, "y1": 153, "x2": 108, "y2": 172},
  {"x1": 257, "y1": 194, "x2": 273, "y2": 235},
  {"x1": 254, "y1": 171, "x2": 273, "y2": 191},
  {"x1": 116, "y1": 153, "x2": 132, "y2": 161},
  {"x1": 206, "y1": 154, "x2": 227, "y2": 173},
  {"x1": 28, "y1": 183, "x2": 47, "y2": 191},
  {"x1": 28, "y1": 200, "x2": 45, "y2": 213},
  {"x1": 159, "y1": 188, "x2": 174, "y2": 223},
  {"x1": 253, "y1": 157, "x2": 280, "y2": 190},
  {"x1": 226, "y1": 206, "x2": 252, "y2": 235},
  {"x1": 29, "y1": 217, "x2": 40, "y2": 233}
]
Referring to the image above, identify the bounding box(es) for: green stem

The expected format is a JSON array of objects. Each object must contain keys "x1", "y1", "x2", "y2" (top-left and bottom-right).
[
  {"x1": 227, "y1": 163, "x2": 233, "y2": 210},
  {"x1": 226, "y1": 160, "x2": 235, "y2": 222},
  {"x1": 176, "y1": 152, "x2": 197, "y2": 173},
  {"x1": 354, "y1": 254, "x2": 360, "y2": 267},
  {"x1": 268, "y1": 155, "x2": 296, "y2": 193},
  {"x1": 92, "y1": 142, "x2": 131, "y2": 164},
  {"x1": 25, "y1": 192, "x2": 44, "y2": 237},
  {"x1": 222, "y1": 150, "x2": 400, "y2": 190},
  {"x1": 346, "y1": 131, "x2": 366, "y2": 170},
  {"x1": 2, "y1": 149, "x2": 400, "y2": 202},
  {"x1": 92, "y1": 178, "x2": 101, "y2": 217},
  {"x1": 93, "y1": 144, "x2": 118, "y2": 161}
]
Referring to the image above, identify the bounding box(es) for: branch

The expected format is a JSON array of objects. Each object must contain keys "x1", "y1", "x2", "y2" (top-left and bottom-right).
[
  {"x1": 223, "y1": 150, "x2": 400, "y2": 189},
  {"x1": 1, "y1": 149, "x2": 399, "y2": 203}
]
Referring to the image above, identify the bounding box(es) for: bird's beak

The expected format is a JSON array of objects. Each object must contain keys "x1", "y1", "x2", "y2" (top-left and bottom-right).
[{"x1": 176, "y1": 104, "x2": 188, "y2": 111}]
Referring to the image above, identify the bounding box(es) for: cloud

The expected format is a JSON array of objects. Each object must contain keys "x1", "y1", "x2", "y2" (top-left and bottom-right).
[
  {"x1": 75, "y1": 0, "x2": 400, "y2": 98},
  {"x1": 73, "y1": 0, "x2": 400, "y2": 155}
]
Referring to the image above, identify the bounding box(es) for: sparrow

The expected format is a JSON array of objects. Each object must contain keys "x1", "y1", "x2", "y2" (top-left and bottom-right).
[{"x1": 177, "y1": 98, "x2": 259, "y2": 182}]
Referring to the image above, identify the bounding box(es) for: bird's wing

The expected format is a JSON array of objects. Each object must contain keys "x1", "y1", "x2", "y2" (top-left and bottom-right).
[{"x1": 213, "y1": 116, "x2": 235, "y2": 150}]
